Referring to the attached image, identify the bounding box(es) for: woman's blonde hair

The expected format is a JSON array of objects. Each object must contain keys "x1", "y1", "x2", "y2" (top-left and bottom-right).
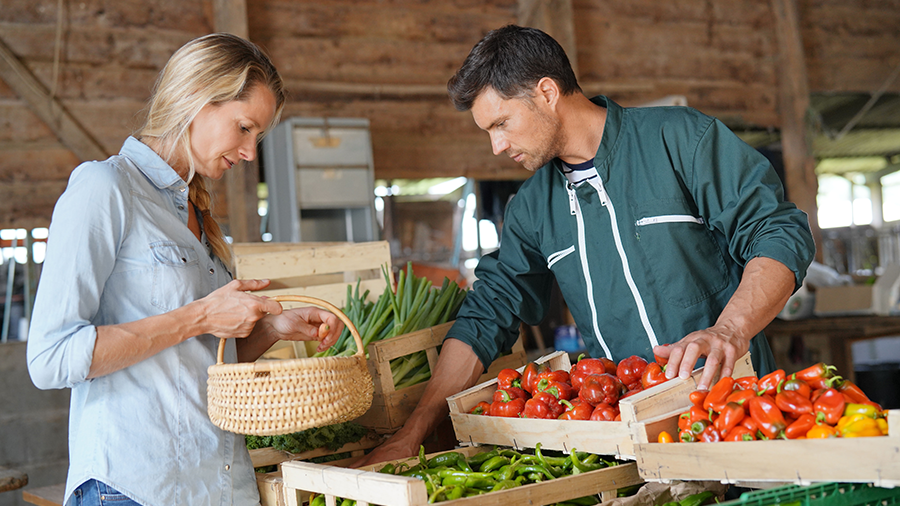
[{"x1": 137, "y1": 33, "x2": 286, "y2": 267}]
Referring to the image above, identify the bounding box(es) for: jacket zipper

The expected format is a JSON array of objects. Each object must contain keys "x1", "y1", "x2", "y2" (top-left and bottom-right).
[
  {"x1": 635, "y1": 215, "x2": 704, "y2": 226},
  {"x1": 547, "y1": 246, "x2": 576, "y2": 269},
  {"x1": 584, "y1": 177, "x2": 660, "y2": 349},
  {"x1": 566, "y1": 182, "x2": 613, "y2": 359}
]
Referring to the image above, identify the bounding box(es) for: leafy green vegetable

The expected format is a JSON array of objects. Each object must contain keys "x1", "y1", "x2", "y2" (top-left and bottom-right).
[{"x1": 244, "y1": 422, "x2": 368, "y2": 454}]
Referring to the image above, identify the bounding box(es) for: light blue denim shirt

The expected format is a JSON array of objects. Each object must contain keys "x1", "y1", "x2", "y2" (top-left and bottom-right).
[{"x1": 27, "y1": 137, "x2": 260, "y2": 506}]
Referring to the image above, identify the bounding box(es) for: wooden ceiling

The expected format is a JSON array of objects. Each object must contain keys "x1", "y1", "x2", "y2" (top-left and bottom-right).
[{"x1": 1, "y1": 0, "x2": 899, "y2": 240}]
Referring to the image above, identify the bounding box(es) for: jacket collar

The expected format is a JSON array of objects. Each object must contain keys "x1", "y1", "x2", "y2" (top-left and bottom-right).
[
  {"x1": 120, "y1": 136, "x2": 189, "y2": 192},
  {"x1": 550, "y1": 95, "x2": 623, "y2": 184}
]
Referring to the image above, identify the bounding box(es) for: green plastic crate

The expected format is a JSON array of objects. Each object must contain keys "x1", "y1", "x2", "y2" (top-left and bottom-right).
[{"x1": 719, "y1": 483, "x2": 900, "y2": 506}]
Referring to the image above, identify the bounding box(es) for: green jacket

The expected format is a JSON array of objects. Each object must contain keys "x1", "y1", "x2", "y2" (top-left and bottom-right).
[{"x1": 448, "y1": 96, "x2": 815, "y2": 376}]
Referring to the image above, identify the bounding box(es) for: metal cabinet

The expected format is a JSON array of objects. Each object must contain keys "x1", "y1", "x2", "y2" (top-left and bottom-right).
[{"x1": 262, "y1": 117, "x2": 378, "y2": 243}]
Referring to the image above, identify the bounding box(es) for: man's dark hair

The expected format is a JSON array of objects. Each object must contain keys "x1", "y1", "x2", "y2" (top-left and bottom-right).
[{"x1": 447, "y1": 25, "x2": 581, "y2": 111}]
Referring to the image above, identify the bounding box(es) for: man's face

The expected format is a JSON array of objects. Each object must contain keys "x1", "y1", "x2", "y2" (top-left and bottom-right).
[{"x1": 471, "y1": 86, "x2": 564, "y2": 171}]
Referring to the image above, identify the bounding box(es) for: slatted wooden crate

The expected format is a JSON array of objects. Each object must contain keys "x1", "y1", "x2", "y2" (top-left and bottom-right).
[
  {"x1": 634, "y1": 409, "x2": 900, "y2": 487},
  {"x1": 446, "y1": 351, "x2": 755, "y2": 459},
  {"x1": 280, "y1": 445, "x2": 644, "y2": 506},
  {"x1": 356, "y1": 322, "x2": 527, "y2": 433},
  {"x1": 231, "y1": 241, "x2": 392, "y2": 359}
]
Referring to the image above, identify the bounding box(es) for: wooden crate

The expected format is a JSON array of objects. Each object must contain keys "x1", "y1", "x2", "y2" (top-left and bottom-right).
[
  {"x1": 634, "y1": 409, "x2": 900, "y2": 488},
  {"x1": 231, "y1": 241, "x2": 393, "y2": 359},
  {"x1": 447, "y1": 352, "x2": 755, "y2": 459},
  {"x1": 355, "y1": 322, "x2": 527, "y2": 433},
  {"x1": 280, "y1": 445, "x2": 644, "y2": 506}
]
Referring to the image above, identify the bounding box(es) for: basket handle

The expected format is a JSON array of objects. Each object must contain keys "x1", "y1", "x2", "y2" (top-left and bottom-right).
[{"x1": 215, "y1": 295, "x2": 364, "y2": 365}]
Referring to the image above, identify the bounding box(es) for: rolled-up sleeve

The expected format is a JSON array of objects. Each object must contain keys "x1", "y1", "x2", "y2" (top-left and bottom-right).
[
  {"x1": 27, "y1": 161, "x2": 128, "y2": 390},
  {"x1": 691, "y1": 118, "x2": 815, "y2": 291}
]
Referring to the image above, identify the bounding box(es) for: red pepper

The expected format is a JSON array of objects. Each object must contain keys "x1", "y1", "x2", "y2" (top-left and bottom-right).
[
  {"x1": 616, "y1": 355, "x2": 649, "y2": 387},
  {"x1": 703, "y1": 376, "x2": 736, "y2": 413},
  {"x1": 689, "y1": 390, "x2": 708, "y2": 407},
  {"x1": 725, "y1": 389, "x2": 757, "y2": 410},
  {"x1": 558, "y1": 399, "x2": 593, "y2": 420},
  {"x1": 713, "y1": 402, "x2": 745, "y2": 436},
  {"x1": 569, "y1": 368, "x2": 588, "y2": 393},
  {"x1": 748, "y1": 394, "x2": 787, "y2": 439},
  {"x1": 689, "y1": 404, "x2": 711, "y2": 424},
  {"x1": 795, "y1": 362, "x2": 839, "y2": 390},
  {"x1": 579, "y1": 373, "x2": 625, "y2": 407},
  {"x1": 589, "y1": 402, "x2": 618, "y2": 421},
  {"x1": 783, "y1": 413, "x2": 817, "y2": 439},
  {"x1": 836, "y1": 379, "x2": 873, "y2": 405},
  {"x1": 813, "y1": 388, "x2": 845, "y2": 425},
  {"x1": 678, "y1": 411, "x2": 692, "y2": 431},
  {"x1": 724, "y1": 425, "x2": 756, "y2": 441},
  {"x1": 775, "y1": 390, "x2": 813, "y2": 417},
  {"x1": 781, "y1": 376, "x2": 812, "y2": 399},
  {"x1": 522, "y1": 362, "x2": 550, "y2": 394},
  {"x1": 679, "y1": 429, "x2": 697, "y2": 442},
  {"x1": 734, "y1": 376, "x2": 759, "y2": 391},
  {"x1": 573, "y1": 357, "x2": 610, "y2": 376},
  {"x1": 653, "y1": 343, "x2": 671, "y2": 366},
  {"x1": 469, "y1": 401, "x2": 491, "y2": 416},
  {"x1": 740, "y1": 414, "x2": 759, "y2": 433},
  {"x1": 537, "y1": 378, "x2": 574, "y2": 401},
  {"x1": 622, "y1": 386, "x2": 643, "y2": 399},
  {"x1": 599, "y1": 357, "x2": 618, "y2": 375},
  {"x1": 699, "y1": 424, "x2": 723, "y2": 442},
  {"x1": 490, "y1": 389, "x2": 526, "y2": 417},
  {"x1": 497, "y1": 368, "x2": 522, "y2": 390},
  {"x1": 537, "y1": 369, "x2": 570, "y2": 385},
  {"x1": 641, "y1": 362, "x2": 668, "y2": 389},
  {"x1": 522, "y1": 398, "x2": 552, "y2": 419},
  {"x1": 533, "y1": 391, "x2": 564, "y2": 418},
  {"x1": 757, "y1": 369, "x2": 785, "y2": 396},
  {"x1": 492, "y1": 387, "x2": 528, "y2": 403}
]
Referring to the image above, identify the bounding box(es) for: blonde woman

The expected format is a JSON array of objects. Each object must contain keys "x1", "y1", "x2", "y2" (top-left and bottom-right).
[{"x1": 27, "y1": 33, "x2": 342, "y2": 506}]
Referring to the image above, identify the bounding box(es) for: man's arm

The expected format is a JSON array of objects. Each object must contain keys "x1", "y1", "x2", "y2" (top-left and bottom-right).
[
  {"x1": 353, "y1": 338, "x2": 484, "y2": 466},
  {"x1": 654, "y1": 256, "x2": 795, "y2": 390}
]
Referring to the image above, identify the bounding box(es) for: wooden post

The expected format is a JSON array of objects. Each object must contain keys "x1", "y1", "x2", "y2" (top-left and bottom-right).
[
  {"x1": 770, "y1": 0, "x2": 823, "y2": 261},
  {"x1": 0, "y1": 36, "x2": 107, "y2": 162},
  {"x1": 518, "y1": 0, "x2": 578, "y2": 78},
  {"x1": 212, "y1": 0, "x2": 260, "y2": 243}
]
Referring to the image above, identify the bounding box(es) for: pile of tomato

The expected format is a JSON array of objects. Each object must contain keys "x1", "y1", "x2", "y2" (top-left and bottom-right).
[
  {"x1": 469, "y1": 353, "x2": 670, "y2": 421},
  {"x1": 666, "y1": 362, "x2": 889, "y2": 443}
]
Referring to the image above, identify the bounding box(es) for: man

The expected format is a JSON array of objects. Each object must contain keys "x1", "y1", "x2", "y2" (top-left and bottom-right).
[{"x1": 358, "y1": 25, "x2": 814, "y2": 465}]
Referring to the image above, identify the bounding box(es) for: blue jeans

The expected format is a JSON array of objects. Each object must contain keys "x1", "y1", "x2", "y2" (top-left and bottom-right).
[{"x1": 69, "y1": 480, "x2": 142, "y2": 506}]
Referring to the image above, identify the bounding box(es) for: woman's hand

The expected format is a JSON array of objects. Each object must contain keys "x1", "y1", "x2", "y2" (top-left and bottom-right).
[
  {"x1": 196, "y1": 279, "x2": 284, "y2": 338},
  {"x1": 263, "y1": 307, "x2": 345, "y2": 353}
]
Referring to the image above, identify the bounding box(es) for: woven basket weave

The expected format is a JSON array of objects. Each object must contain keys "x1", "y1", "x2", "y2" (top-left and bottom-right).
[{"x1": 207, "y1": 295, "x2": 374, "y2": 436}]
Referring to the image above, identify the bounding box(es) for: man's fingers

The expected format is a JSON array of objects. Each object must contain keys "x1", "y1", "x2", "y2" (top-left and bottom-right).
[{"x1": 664, "y1": 345, "x2": 686, "y2": 379}]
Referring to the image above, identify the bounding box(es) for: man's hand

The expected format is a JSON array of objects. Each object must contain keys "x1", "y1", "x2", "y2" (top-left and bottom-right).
[{"x1": 653, "y1": 257, "x2": 795, "y2": 390}]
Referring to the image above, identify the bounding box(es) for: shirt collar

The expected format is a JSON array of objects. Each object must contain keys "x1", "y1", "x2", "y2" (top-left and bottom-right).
[
  {"x1": 550, "y1": 95, "x2": 622, "y2": 184},
  {"x1": 120, "y1": 136, "x2": 189, "y2": 192}
]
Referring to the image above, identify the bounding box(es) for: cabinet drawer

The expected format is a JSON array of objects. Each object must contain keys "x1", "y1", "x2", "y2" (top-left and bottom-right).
[
  {"x1": 296, "y1": 168, "x2": 371, "y2": 207},
  {"x1": 292, "y1": 126, "x2": 371, "y2": 167}
]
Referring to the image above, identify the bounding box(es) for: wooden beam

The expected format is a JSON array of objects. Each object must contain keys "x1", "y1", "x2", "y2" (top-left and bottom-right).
[
  {"x1": 212, "y1": 0, "x2": 257, "y2": 243},
  {"x1": 0, "y1": 36, "x2": 107, "y2": 162},
  {"x1": 770, "y1": 0, "x2": 823, "y2": 261},
  {"x1": 518, "y1": 0, "x2": 578, "y2": 77}
]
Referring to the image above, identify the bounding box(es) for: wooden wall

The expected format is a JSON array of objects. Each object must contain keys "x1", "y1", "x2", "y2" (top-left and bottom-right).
[{"x1": 1, "y1": 0, "x2": 898, "y2": 231}]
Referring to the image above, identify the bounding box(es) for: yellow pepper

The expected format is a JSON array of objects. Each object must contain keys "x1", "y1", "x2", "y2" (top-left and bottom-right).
[
  {"x1": 837, "y1": 413, "x2": 867, "y2": 433},
  {"x1": 876, "y1": 418, "x2": 889, "y2": 435},
  {"x1": 806, "y1": 424, "x2": 837, "y2": 438},
  {"x1": 840, "y1": 416, "x2": 883, "y2": 438},
  {"x1": 843, "y1": 403, "x2": 880, "y2": 418}
]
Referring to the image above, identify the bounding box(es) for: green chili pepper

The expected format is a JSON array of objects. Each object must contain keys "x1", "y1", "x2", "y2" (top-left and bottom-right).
[
  {"x1": 310, "y1": 495, "x2": 325, "y2": 506},
  {"x1": 570, "y1": 449, "x2": 605, "y2": 473},
  {"x1": 534, "y1": 443, "x2": 570, "y2": 468},
  {"x1": 495, "y1": 462, "x2": 523, "y2": 482},
  {"x1": 491, "y1": 479, "x2": 521, "y2": 491},
  {"x1": 466, "y1": 476, "x2": 498, "y2": 490},
  {"x1": 377, "y1": 463, "x2": 396, "y2": 475},
  {"x1": 467, "y1": 449, "x2": 499, "y2": 466},
  {"x1": 525, "y1": 472, "x2": 545, "y2": 482},
  {"x1": 444, "y1": 485, "x2": 465, "y2": 501},
  {"x1": 437, "y1": 469, "x2": 496, "y2": 480},
  {"x1": 515, "y1": 464, "x2": 556, "y2": 481},
  {"x1": 479, "y1": 455, "x2": 511, "y2": 473},
  {"x1": 427, "y1": 451, "x2": 461, "y2": 469},
  {"x1": 418, "y1": 445, "x2": 428, "y2": 469},
  {"x1": 456, "y1": 458, "x2": 473, "y2": 472}
]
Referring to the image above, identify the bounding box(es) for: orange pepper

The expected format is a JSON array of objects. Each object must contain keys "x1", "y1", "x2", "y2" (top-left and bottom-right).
[
  {"x1": 806, "y1": 424, "x2": 837, "y2": 438},
  {"x1": 657, "y1": 431, "x2": 675, "y2": 443}
]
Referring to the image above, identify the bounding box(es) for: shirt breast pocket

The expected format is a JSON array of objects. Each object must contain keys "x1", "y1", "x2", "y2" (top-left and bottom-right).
[
  {"x1": 150, "y1": 241, "x2": 199, "y2": 312},
  {"x1": 633, "y1": 199, "x2": 728, "y2": 307}
]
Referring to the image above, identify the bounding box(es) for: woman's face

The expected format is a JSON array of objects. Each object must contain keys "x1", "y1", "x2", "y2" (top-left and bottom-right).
[{"x1": 186, "y1": 84, "x2": 277, "y2": 180}]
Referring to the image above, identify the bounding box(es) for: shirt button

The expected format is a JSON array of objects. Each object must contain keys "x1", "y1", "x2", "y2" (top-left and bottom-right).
[
  {"x1": 225, "y1": 464, "x2": 230, "y2": 471},
  {"x1": 180, "y1": 187, "x2": 187, "y2": 193},
  {"x1": 178, "y1": 205, "x2": 184, "y2": 210},
  {"x1": 209, "y1": 268, "x2": 215, "y2": 274}
]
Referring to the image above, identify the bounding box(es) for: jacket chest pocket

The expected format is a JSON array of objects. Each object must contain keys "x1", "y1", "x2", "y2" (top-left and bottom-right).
[
  {"x1": 150, "y1": 241, "x2": 200, "y2": 312},
  {"x1": 633, "y1": 199, "x2": 728, "y2": 307}
]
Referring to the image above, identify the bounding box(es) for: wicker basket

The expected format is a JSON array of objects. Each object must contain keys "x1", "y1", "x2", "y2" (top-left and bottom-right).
[{"x1": 207, "y1": 295, "x2": 374, "y2": 436}]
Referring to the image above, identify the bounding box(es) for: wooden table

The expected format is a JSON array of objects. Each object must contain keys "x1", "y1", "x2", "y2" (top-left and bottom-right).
[
  {"x1": 765, "y1": 315, "x2": 900, "y2": 383},
  {"x1": 21, "y1": 483, "x2": 63, "y2": 506}
]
